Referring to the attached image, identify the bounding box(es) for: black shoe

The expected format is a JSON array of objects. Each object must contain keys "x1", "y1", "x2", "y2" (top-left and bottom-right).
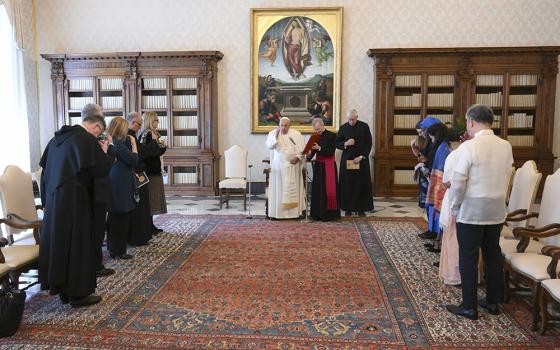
[
  {"x1": 418, "y1": 231, "x2": 437, "y2": 239},
  {"x1": 96, "y1": 267, "x2": 115, "y2": 277},
  {"x1": 424, "y1": 242, "x2": 434, "y2": 248},
  {"x1": 110, "y1": 253, "x2": 133, "y2": 260},
  {"x1": 70, "y1": 294, "x2": 102, "y2": 308},
  {"x1": 152, "y1": 224, "x2": 164, "y2": 234},
  {"x1": 478, "y1": 299, "x2": 500, "y2": 315},
  {"x1": 452, "y1": 284, "x2": 462, "y2": 288},
  {"x1": 59, "y1": 293, "x2": 69, "y2": 304},
  {"x1": 427, "y1": 247, "x2": 441, "y2": 253},
  {"x1": 345, "y1": 211, "x2": 353, "y2": 217},
  {"x1": 358, "y1": 211, "x2": 366, "y2": 217},
  {"x1": 446, "y1": 304, "x2": 478, "y2": 320},
  {"x1": 433, "y1": 262, "x2": 439, "y2": 267}
]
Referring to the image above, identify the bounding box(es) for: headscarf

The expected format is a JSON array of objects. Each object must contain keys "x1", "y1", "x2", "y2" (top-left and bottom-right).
[{"x1": 419, "y1": 116, "x2": 442, "y2": 130}]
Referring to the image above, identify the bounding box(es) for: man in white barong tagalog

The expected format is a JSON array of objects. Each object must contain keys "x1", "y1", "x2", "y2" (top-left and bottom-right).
[{"x1": 265, "y1": 117, "x2": 306, "y2": 219}]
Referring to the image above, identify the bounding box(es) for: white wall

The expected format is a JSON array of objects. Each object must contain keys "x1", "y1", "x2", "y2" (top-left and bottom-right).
[{"x1": 34, "y1": 0, "x2": 560, "y2": 179}]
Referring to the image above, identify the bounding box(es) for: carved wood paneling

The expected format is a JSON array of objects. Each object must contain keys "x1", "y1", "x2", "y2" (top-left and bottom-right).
[
  {"x1": 369, "y1": 47, "x2": 560, "y2": 197},
  {"x1": 42, "y1": 51, "x2": 223, "y2": 195}
]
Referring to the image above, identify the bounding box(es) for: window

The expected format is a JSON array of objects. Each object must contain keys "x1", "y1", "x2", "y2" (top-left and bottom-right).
[{"x1": 0, "y1": 3, "x2": 30, "y2": 173}]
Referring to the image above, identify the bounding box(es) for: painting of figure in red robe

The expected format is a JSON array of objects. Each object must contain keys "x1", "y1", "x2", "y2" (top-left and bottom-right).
[{"x1": 252, "y1": 8, "x2": 342, "y2": 133}]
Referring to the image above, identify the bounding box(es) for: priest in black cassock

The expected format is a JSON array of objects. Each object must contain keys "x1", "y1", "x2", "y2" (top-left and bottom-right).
[
  {"x1": 39, "y1": 111, "x2": 113, "y2": 307},
  {"x1": 306, "y1": 118, "x2": 340, "y2": 221},
  {"x1": 336, "y1": 109, "x2": 374, "y2": 216}
]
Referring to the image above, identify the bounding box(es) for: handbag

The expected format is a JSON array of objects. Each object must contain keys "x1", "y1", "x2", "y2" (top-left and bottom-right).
[{"x1": 0, "y1": 288, "x2": 26, "y2": 337}]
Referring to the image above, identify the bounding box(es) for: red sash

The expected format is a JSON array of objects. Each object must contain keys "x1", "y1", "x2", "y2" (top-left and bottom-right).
[{"x1": 316, "y1": 154, "x2": 337, "y2": 210}]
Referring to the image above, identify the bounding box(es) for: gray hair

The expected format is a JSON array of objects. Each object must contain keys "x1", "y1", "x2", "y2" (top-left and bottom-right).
[
  {"x1": 280, "y1": 117, "x2": 291, "y2": 124},
  {"x1": 126, "y1": 111, "x2": 141, "y2": 122},
  {"x1": 81, "y1": 103, "x2": 105, "y2": 129},
  {"x1": 466, "y1": 104, "x2": 494, "y2": 125},
  {"x1": 346, "y1": 109, "x2": 358, "y2": 117},
  {"x1": 81, "y1": 103, "x2": 103, "y2": 120},
  {"x1": 312, "y1": 118, "x2": 324, "y2": 127}
]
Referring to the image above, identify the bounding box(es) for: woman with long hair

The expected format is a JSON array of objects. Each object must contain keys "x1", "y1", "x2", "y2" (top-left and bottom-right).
[
  {"x1": 425, "y1": 123, "x2": 451, "y2": 253},
  {"x1": 139, "y1": 112, "x2": 167, "y2": 233},
  {"x1": 107, "y1": 117, "x2": 138, "y2": 259},
  {"x1": 413, "y1": 116, "x2": 442, "y2": 239}
]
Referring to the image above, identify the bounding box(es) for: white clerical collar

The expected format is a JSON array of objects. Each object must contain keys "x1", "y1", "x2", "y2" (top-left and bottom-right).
[{"x1": 474, "y1": 129, "x2": 494, "y2": 138}]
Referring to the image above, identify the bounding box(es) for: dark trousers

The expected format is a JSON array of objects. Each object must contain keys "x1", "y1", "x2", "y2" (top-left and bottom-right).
[
  {"x1": 93, "y1": 205, "x2": 108, "y2": 270},
  {"x1": 107, "y1": 212, "x2": 131, "y2": 257},
  {"x1": 456, "y1": 222, "x2": 504, "y2": 309}
]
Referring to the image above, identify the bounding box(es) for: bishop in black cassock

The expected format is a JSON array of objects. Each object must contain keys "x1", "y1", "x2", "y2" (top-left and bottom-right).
[
  {"x1": 336, "y1": 110, "x2": 374, "y2": 216},
  {"x1": 306, "y1": 118, "x2": 340, "y2": 221},
  {"x1": 39, "y1": 118, "x2": 112, "y2": 307}
]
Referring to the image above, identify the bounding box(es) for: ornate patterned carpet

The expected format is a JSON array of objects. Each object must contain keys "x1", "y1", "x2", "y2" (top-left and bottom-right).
[{"x1": 1, "y1": 215, "x2": 558, "y2": 349}]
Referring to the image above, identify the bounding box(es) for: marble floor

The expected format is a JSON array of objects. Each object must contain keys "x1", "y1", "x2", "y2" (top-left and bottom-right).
[{"x1": 165, "y1": 195, "x2": 426, "y2": 218}]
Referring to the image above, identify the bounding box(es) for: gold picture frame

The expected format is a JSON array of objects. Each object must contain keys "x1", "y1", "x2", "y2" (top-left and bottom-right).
[{"x1": 251, "y1": 7, "x2": 343, "y2": 133}]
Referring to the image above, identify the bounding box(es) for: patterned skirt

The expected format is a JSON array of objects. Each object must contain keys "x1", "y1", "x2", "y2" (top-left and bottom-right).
[{"x1": 147, "y1": 174, "x2": 167, "y2": 215}]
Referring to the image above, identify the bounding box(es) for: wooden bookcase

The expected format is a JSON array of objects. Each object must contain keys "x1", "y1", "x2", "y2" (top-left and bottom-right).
[
  {"x1": 367, "y1": 47, "x2": 559, "y2": 197},
  {"x1": 42, "y1": 51, "x2": 223, "y2": 195}
]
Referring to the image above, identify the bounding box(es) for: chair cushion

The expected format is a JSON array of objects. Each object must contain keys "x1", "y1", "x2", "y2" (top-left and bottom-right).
[
  {"x1": 500, "y1": 237, "x2": 544, "y2": 262},
  {"x1": 0, "y1": 263, "x2": 10, "y2": 278},
  {"x1": 542, "y1": 279, "x2": 560, "y2": 303},
  {"x1": 1, "y1": 245, "x2": 39, "y2": 270},
  {"x1": 219, "y1": 178, "x2": 247, "y2": 189},
  {"x1": 510, "y1": 253, "x2": 560, "y2": 281},
  {"x1": 500, "y1": 225, "x2": 514, "y2": 239}
]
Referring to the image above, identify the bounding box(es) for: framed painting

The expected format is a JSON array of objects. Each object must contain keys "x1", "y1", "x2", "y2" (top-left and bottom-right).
[{"x1": 251, "y1": 7, "x2": 343, "y2": 133}]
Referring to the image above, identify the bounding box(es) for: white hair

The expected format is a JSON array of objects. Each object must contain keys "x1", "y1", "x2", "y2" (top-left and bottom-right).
[
  {"x1": 312, "y1": 118, "x2": 324, "y2": 127},
  {"x1": 126, "y1": 111, "x2": 141, "y2": 122},
  {"x1": 346, "y1": 109, "x2": 358, "y2": 117},
  {"x1": 280, "y1": 117, "x2": 291, "y2": 124}
]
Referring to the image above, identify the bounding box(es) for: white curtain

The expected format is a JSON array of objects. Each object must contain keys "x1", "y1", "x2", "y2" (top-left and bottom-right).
[{"x1": 0, "y1": 3, "x2": 30, "y2": 173}]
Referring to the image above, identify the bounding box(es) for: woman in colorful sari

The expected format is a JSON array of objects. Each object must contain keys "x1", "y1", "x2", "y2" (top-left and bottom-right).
[
  {"x1": 413, "y1": 116, "x2": 443, "y2": 239},
  {"x1": 425, "y1": 123, "x2": 450, "y2": 248}
]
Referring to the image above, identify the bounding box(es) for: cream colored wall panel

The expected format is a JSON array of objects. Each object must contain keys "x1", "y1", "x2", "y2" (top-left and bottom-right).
[{"x1": 35, "y1": 0, "x2": 560, "y2": 180}]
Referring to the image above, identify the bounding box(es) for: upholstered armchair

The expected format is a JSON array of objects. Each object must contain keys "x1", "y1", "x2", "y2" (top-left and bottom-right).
[
  {"x1": 539, "y1": 246, "x2": 560, "y2": 334},
  {"x1": 504, "y1": 168, "x2": 560, "y2": 331},
  {"x1": 500, "y1": 161, "x2": 542, "y2": 259},
  {"x1": 219, "y1": 145, "x2": 248, "y2": 210},
  {"x1": 0, "y1": 165, "x2": 42, "y2": 288}
]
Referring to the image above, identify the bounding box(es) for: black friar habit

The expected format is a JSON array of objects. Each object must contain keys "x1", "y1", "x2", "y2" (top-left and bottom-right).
[
  {"x1": 39, "y1": 125, "x2": 112, "y2": 297},
  {"x1": 127, "y1": 128, "x2": 157, "y2": 246},
  {"x1": 336, "y1": 120, "x2": 374, "y2": 213},
  {"x1": 307, "y1": 129, "x2": 340, "y2": 221}
]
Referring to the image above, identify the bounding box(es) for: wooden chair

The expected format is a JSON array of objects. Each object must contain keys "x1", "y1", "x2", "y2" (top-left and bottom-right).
[
  {"x1": 219, "y1": 145, "x2": 248, "y2": 210},
  {"x1": 504, "y1": 166, "x2": 516, "y2": 205},
  {"x1": 263, "y1": 159, "x2": 270, "y2": 217},
  {"x1": 500, "y1": 161, "x2": 542, "y2": 257},
  {"x1": 0, "y1": 262, "x2": 10, "y2": 290},
  {"x1": 505, "y1": 168, "x2": 560, "y2": 331},
  {"x1": 538, "y1": 247, "x2": 560, "y2": 334},
  {"x1": 0, "y1": 165, "x2": 41, "y2": 288}
]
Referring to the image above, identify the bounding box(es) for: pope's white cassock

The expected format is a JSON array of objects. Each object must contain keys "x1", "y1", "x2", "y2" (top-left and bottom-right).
[{"x1": 266, "y1": 128, "x2": 306, "y2": 219}]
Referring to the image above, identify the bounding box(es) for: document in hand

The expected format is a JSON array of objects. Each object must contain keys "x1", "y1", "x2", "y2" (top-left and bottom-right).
[
  {"x1": 346, "y1": 160, "x2": 360, "y2": 170},
  {"x1": 303, "y1": 133, "x2": 321, "y2": 154}
]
